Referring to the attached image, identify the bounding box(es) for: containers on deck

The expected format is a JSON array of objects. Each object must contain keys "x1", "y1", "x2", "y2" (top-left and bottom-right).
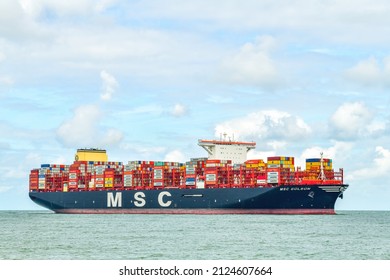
[
  {"x1": 306, "y1": 158, "x2": 332, "y2": 170},
  {"x1": 29, "y1": 155, "x2": 343, "y2": 192}
]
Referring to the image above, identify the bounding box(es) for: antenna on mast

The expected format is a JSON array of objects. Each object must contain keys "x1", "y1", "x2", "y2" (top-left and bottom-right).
[{"x1": 318, "y1": 152, "x2": 326, "y2": 180}]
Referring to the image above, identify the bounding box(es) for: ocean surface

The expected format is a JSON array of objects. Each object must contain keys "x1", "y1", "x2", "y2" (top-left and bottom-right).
[{"x1": 0, "y1": 211, "x2": 388, "y2": 260}]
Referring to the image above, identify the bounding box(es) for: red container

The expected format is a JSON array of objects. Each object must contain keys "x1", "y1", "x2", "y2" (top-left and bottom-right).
[
  {"x1": 267, "y1": 156, "x2": 282, "y2": 161},
  {"x1": 266, "y1": 167, "x2": 281, "y2": 172},
  {"x1": 245, "y1": 159, "x2": 263, "y2": 164},
  {"x1": 206, "y1": 159, "x2": 221, "y2": 164},
  {"x1": 68, "y1": 180, "x2": 78, "y2": 188}
]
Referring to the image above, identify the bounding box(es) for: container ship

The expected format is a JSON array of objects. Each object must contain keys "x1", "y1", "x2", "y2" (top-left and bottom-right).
[{"x1": 28, "y1": 138, "x2": 348, "y2": 214}]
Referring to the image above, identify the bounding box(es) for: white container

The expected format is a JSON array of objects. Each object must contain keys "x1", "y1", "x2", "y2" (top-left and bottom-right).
[
  {"x1": 206, "y1": 174, "x2": 216, "y2": 181},
  {"x1": 196, "y1": 181, "x2": 205, "y2": 189}
]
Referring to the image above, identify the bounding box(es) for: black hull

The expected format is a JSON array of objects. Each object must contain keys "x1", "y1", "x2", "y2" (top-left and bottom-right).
[{"x1": 29, "y1": 184, "x2": 348, "y2": 214}]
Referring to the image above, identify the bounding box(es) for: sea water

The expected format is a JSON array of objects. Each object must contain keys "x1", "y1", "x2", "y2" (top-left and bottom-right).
[{"x1": 0, "y1": 211, "x2": 388, "y2": 260}]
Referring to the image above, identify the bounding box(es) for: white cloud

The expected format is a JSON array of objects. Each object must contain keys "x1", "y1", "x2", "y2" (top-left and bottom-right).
[
  {"x1": 346, "y1": 57, "x2": 381, "y2": 83},
  {"x1": 0, "y1": 142, "x2": 11, "y2": 150},
  {"x1": 247, "y1": 150, "x2": 275, "y2": 161},
  {"x1": 1, "y1": 3, "x2": 214, "y2": 84},
  {"x1": 0, "y1": 51, "x2": 5, "y2": 62},
  {"x1": 115, "y1": 104, "x2": 164, "y2": 116},
  {"x1": 299, "y1": 141, "x2": 354, "y2": 165},
  {"x1": 120, "y1": 142, "x2": 166, "y2": 159},
  {"x1": 0, "y1": 185, "x2": 12, "y2": 193},
  {"x1": 100, "y1": 128, "x2": 123, "y2": 146},
  {"x1": 266, "y1": 140, "x2": 288, "y2": 151},
  {"x1": 221, "y1": 36, "x2": 279, "y2": 87},
  {"x1": 117, "y1": 146, "x2": 186, "y2": 163},
  {"x1": 56, "y1": 104, "x2": 101, "y2": 147},
  {"x1": 164, "y1": 150, "x2": 186, "y2": 163},
  {"x1": 56, "y1": 104, "x2": 123, "y2": 148},
  {"x1": 131, "y1": 0, "x2": 390, "y2": 45},
  {"x1": 329, "y1": 102, "x2": 378, "y2": 139},
  {"x1": 94, "y1": 0, "x2": 118, "y2": 13},
  {"x1": 19, "y1": 0, "x2": 100, "y2": 18},
  {"x1": 206, "y1": 95, "x2": 234, "y2": 104},
  {"x1": 100, "y1": 70, "x2": 118, "y2": 101},
  {"x1": 215, "y1": 110, "x2": 311, "y2": 143},
  {"x1": 116, "y1": 103, "x2": 188, "y2": 118},
  {"x1": 0, "y1": 1, "x2": 39, "y2": 40},
  {"x1": 0, "y1": 76, "x2": 14, "y2": 86},
  {"x1": 170, "y1": 103, "x2": 187, "y2": 117},
  {"x1": 350, "y1": 146, "x2": 390, "y2": 180},
  {"x1": 346, "y1": 56, "x2": 390, "y2": 87},
  {"x1": 0, "y1": 151, "x2": 43, "y2": 194},
  {"x1": 367, "y1": 120, "x2": 387, "y2": 136}
]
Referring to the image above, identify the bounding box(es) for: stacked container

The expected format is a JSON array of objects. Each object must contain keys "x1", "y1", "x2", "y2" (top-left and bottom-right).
[
  {"x1": 185, "y1": 163, "x2": 196, "y2": 186},
  {"x1": 49, "y1": 164, "x2": 68, "y2": 191},
  {"x1": 267, "y1": 156, "x2": 295, "y2": 170},
  {"x1": 245, "y1": 159, "x2": 266, "y2": 169},
  {"x1": 104, "y1": 168, "x2": 115, "y2": 188},
  {"x1": 68, "y1": 164, "x2": 80, "y2": 190},
  {"x1": 126, "y1": 161, "x2": 154, "y2": 188},
  {"x1": 38, "y1": 164, "x2": 52, "y2": 190},
  {"x1": 76, "y1": 161, "x2": 87, "y2": 189},
  {"x1": 184, "y1": 158, "x2": 206, "y2": 188},
  {"x1": 266, "y1": 170, "x2": 280, "y2": 184},
  {"x1": 123, "y1": 162, "x2": 136, "y2": 188},
  {"x1": 306, "y1": 158, "x2": 332, "y2": 170},
  {"x1": 243, "y1": 160, "x2": 267, "y2": 186},
  {"x1": 33, "y1": 164, "x2": 69, "y2": 191},
  {"x1": 205, "y1": 159, "x2": 220, "y2": 186},
  {"x1": 29, "y1": 151, "x2": 344, "y2": 192},
  {"x1": 184, "y1": 160, "x2": 197, "y2": 187},
  {"x1": 151, "y1": 161, "x2": 183, "y2": 188},
  {"x1": 29, "y1": 169, "x2": 39, "y2": 191},
  {"x1": 266, "y1": 156, "x2": 295, "y2": 184},
  {"x1": 153, "y1": 162, "x2": 164, "y2": 187},
  {"x1": 303, "y1": 158, "x2": 333, "y2": 181},
  {"x1": 205, "y1": 159, "x2": 232, "y2": 187},
  {"x1": 93, "y1": 165, "x2": 105, "y2": 188}
]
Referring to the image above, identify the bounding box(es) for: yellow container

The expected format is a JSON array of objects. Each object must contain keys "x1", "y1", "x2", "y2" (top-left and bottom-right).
[{"x1": 75, "y1": 149, "x2": 108, "y2": 162}]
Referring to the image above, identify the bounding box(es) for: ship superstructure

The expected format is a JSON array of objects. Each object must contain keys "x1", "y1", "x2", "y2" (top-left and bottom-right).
[{"x1": 198, "y1": 137, "x2": 255, "y2": 164}]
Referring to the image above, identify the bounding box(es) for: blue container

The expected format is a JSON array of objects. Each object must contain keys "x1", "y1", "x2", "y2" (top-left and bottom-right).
[{"x1": 306, "y1": 158, "x2": 320, "y2": 163}]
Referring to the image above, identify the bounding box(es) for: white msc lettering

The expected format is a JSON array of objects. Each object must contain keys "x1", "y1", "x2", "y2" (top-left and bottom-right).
[
  {"x1": 107, "y1": 192, "x2": 122, "y2": 207},
  {"x1": 134, "y1": 192, "x2": 146, "y2": 207},
  {"x1": 158, "y1": 191, "x2": 172, "y2": 207}
]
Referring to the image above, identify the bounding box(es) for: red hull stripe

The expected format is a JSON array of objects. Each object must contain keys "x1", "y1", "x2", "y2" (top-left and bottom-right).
[{"x1": 55, "y1": 208, "x2": 335, "y2": 215}]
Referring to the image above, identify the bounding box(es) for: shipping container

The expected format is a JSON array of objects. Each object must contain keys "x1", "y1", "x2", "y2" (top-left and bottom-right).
[{"x1": 29, "y1": 146, "x2": 345, "y2": 194}]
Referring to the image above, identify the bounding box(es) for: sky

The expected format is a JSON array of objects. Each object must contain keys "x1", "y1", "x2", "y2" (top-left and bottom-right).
[{"x1": 1, "y1": 0, "x2": 390, "y2": 210}]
